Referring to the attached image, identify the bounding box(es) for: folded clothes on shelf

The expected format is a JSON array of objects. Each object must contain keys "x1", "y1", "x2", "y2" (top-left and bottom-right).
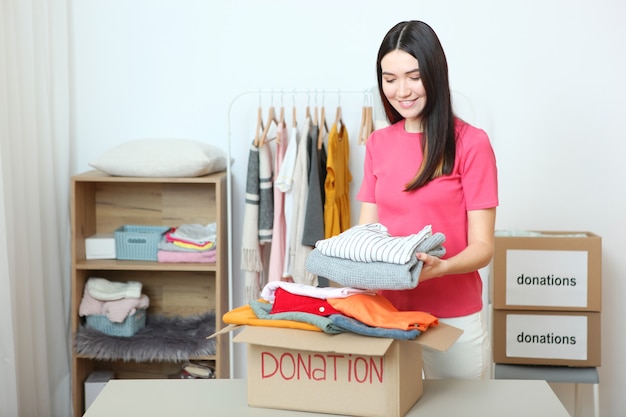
[{"x1": 86, "y1": 277, "x2": 142, "y2": 301}]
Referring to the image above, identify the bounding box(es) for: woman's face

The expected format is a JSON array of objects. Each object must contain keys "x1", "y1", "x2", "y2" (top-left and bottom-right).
[{"x1": 380, "y1": 49, "x2": 427, "y2": 132}]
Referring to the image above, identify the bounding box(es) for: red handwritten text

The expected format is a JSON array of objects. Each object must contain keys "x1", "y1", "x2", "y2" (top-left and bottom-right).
[{"x1": 260, "y1": 351, "x2": 384, "y2": 384}]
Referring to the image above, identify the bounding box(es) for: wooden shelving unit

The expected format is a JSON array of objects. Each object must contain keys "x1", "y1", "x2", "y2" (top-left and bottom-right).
[{"x1": 70, "y1": 170, "x2": 229, "y2": 416}]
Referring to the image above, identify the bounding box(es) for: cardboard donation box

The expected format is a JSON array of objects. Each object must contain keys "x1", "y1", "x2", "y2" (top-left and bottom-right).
[
  {"x1": 492, "y1": 310, "x2": 601, "y2": 367},
  {"x1": 234, "y1": 324, "x2": 462, "y2": 417},
  {"x1": 492, "y1": 231, "x2": 602, "y2": 311}
]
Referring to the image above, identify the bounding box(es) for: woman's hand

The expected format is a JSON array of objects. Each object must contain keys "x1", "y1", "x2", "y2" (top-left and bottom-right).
[
  {"x1": 416, "y1": 252, "x2": 447, "y2": 282},
  {"x1": 417, "y1": 207, "x2": 496, "y2": 282}
]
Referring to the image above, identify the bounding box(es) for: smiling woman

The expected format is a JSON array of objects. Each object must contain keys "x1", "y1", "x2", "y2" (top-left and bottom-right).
[
  {"x1": 380, "y1": 50, "x2": 427, "y2": 131},
  {"x1": 357, "y1": 20, "x2": 498, "y2": 381}
]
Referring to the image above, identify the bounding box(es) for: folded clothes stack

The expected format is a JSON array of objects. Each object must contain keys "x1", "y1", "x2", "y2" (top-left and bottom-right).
[
  {"x1": 157, "y1": 223, "x2": 217, "y2": 263},
  {"x1": 222, "y1": 281, "x2": 439, "y2": 341},
  {"x1": 305, "y1": 223, "x2": 446, "y2": 290},
  {"x1": 79, "y1": 277, "x2": 149, "y2": 323}
]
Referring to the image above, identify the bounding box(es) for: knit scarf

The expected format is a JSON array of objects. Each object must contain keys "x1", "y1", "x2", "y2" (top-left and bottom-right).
[
  {"x1": 241, "y1": 141, "x2": 263, "y2": 301},
  {"x1": 258, "y1": 141, "x2": 274, "y2": 244}
]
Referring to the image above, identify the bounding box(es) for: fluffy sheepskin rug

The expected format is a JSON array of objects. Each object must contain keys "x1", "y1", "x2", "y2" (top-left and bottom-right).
[{"x1": 74, "y1": 312, "x2": 217, "y2": 362}]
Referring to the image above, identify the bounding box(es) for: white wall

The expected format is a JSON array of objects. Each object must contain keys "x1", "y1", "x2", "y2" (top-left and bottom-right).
[{"x1": 71, "y1": 1, "x2": 626, "y2": 416}]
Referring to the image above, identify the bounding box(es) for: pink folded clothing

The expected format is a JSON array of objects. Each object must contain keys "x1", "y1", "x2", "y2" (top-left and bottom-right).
[
  {"x1": 79, "y1": 288, "x2": 105, "y2": 317},
  {"x1": 79, "y1": 287, "x2": 150, "y2": 323},
  {"x1": 157, "y1": 249, "x2": 217, "y2": 263},
  {"x1": 102, "y1": 294, "x2": 150, "y2": 323}
]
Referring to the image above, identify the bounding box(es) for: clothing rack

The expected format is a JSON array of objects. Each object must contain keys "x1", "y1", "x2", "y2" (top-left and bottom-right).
[{"x1": 225, "y1": 88, "x2": 375, "y2": 377}]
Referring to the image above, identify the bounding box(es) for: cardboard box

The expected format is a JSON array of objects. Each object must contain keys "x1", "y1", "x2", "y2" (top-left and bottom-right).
[
  {"x1": 85, "y1": 233, "x2": 116, "y2": 260},
  {"x1": 492, "y1": 310, "x2": 601, "y2": 367},
  {"x1": 84, "y1": 370, "x2": 114, "y2": 411},
  {"x1": 492, "y1": 231, "x2": 602, "y2": 311},
  {"x1": 233, "y1": 324, "x2": 462, "y2": 417}
]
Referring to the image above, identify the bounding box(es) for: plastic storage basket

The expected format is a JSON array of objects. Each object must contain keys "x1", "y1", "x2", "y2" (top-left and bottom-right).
[
  {"x1": 114, "y1": 225, "x2": 170, "y2": 261},
  {"x1": 86, "y1": 308, "x2": 147, "y2": 337}
]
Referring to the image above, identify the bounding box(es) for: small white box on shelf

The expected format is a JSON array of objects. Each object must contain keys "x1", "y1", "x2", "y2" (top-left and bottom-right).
[{"x1": 85, "y1": 234, "x2": 116, "y2": 260}]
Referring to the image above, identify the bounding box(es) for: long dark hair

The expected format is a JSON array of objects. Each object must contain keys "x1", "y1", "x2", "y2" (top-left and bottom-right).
[{"x1": 376, "y1": 21, "x2": 456, "y2": 191}]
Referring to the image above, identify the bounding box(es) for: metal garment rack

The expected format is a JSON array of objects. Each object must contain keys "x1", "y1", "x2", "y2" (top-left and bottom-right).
[{"x1": 225, "y1": 88, "x2": 372, "y2": 377}]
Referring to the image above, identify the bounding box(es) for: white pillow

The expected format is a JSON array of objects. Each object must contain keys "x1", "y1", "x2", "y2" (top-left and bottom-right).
[{"x1": 89, "y1": 139, "x2": 227, "y2": 177}]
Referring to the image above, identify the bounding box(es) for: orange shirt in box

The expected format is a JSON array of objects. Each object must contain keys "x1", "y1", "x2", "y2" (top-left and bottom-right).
[{"x1": 327, "y1": 293, "x2": 438, "y2": 332}]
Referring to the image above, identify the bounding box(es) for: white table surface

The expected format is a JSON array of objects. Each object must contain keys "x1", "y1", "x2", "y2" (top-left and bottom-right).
[{"x1": 83, "y1": 377, "x2": 570, "y2": 417}]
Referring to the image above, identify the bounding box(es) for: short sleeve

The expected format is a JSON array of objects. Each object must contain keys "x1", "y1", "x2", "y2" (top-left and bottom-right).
[{"x1": 458, "y1": 126, "x2": 499, "y2": 210}]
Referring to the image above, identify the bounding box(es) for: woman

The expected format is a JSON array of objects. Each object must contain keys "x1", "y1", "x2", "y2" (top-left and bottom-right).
[{"x1": 357, "y1": 20, "x2": 498, "y2": 379}]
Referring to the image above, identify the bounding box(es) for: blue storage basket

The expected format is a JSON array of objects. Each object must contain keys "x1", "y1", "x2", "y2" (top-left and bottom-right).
[
  {"x1": 86, "y1": 309, "x2": 146, "y2": 337},
  {"x1": 114, "y1": 225, "x2": 170, "y2": 261}
]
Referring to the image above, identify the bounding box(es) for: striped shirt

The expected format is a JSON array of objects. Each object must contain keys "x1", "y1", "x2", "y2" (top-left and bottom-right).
[{"x1": 314, "y1": 223, "x2": 431, "y2": 265}]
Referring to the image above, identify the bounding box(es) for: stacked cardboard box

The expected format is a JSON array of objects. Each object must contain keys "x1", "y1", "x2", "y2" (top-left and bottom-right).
[{"x1": 491, "y1": 231, "x2": 602, "y2": 367}]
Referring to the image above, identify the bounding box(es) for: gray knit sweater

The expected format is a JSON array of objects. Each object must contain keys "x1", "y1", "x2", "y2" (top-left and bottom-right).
[{"x1": 305, "y1": 232, "x2": 446, "y2": 290}]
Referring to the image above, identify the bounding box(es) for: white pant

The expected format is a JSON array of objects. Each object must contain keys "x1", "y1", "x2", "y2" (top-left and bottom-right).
[{"x1": 422, "y1": 309, "x2": 491, "y2": 379}]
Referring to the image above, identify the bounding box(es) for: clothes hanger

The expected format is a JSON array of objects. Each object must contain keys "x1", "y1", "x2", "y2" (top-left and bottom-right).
[
  {"x1": 277, "y1": 105, "x2": 285, "y2": 144},
  {"x1": 291, "y1": 91, "x2": 297, "y2": 128},
  {"x1": 334, "y1": 106, "x2": 343, "y2": 127},
  {"x1": 304, "y1": 91, "x2": 312, "y2": 121},
  {"x1": 334, "y1": 91, "x2": 343, "y2": 132},
  {"x1": 313, "y1": 90, "x2": 319, "y2": 126},
  {"x1": 363, "y1": 102, "x2": 374, "y2": 136},
  {"x1": 334, "y1": 100, "x2": 344, "y2": 136},
  {"x1": 358, "y1": 91, "x2": 367, "y2": 145},
  {"x1": 259, "y1": 104, "x2": 278, "y2": 146},
  {"x1": 253, "y1": 106, "x2": 264, "y2": 147},
  {"x1": 358, "y1": 92, "x2": 374, "y2": 145},
  {"x1": 334, "y1": 105, "x2": 345, "y2": 142},
  {"x1": 317, "y1": 104, "x2": 328, "y2": 150},
  {"x1": 358, "y1": 105, "x2": 367, "y2": 145}
]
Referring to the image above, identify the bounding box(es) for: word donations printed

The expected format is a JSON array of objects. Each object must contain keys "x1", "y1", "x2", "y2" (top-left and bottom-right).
[
  {"x1": 516, "y1": 331, "x2": 576, "y2": 346},
  {"x1": 505, "y1": 249, "x2": 588, "y2": 307},
  {"x1": 506, "y1": 314, "x2": 588, "y2": 361},
  {"x1": 516, "y1": 273, "x2": 576, "y2": 287}
]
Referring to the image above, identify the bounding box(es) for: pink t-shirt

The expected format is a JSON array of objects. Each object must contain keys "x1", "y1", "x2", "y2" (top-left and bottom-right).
[{"x1": 357, "y1": 118, "x2": 498, "y2": 318}]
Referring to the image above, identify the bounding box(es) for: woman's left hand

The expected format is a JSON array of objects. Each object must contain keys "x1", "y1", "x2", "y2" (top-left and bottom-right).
[{"x1": 416, "y1": 252, "x2": 446, "y2": 282}]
